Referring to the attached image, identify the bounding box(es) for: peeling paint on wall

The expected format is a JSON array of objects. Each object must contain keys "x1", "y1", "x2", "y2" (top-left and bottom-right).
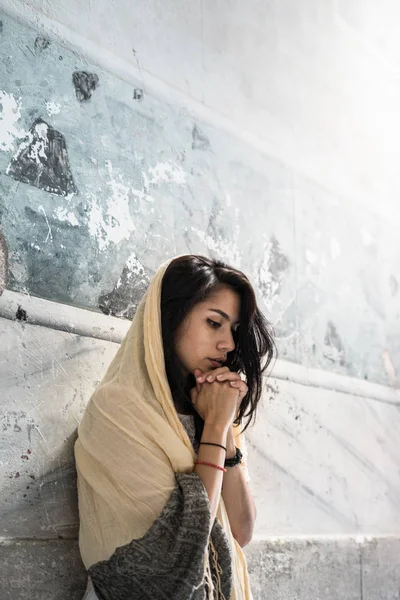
[
  {"x1": 99, "y1": 253, "x2": 150, "y2": 318},
  {"x1": 45, "y1": 101, "x2": 61, "y2": 117},
  {"x1": 72, "y1": 71, "x2": 99, "y2": 102},
  {"x1": 0, "y1": 13, "x2": 398, "y2": 384},
  {"x1": 0, "y1": 231, "x2": 8, "y2": 296},
  {"x1": 191, "y1": 225, "x2": 241, "y2": 266},
  {"x1": 133, "y1": 88, "x2": 144, "y2": 101},
  {"x1": 6, "y1": 119, "x2": 78, "y2": 196},
  {"x1": 87, "y1": 161, "x2": 136, "y2": 250},
  {"x1": 0, "y1": 91, "x2": 27, "y2": 152},
  {"x1": 145, "y1": 162, "x2": 186, "y2": 186},
  {"x1": 258, "y1": 236, "x2": 289, "y2": 311},
  {"x1": 15, "y1": 305, "x2": 28, "y2": 321},
  {"x1": 34, "y1": 36, "x2": 50, "y2": 53},
  {"x1": 192, "y1": 124, "x2": 210, "y2": 150},
  {"x1": 190, "y1": 199, "x2": 242, "y2": 266},
  {"x1": 86, "y1": 160, "x2": 186, "y2": 250},
  {"x1": 324, "y1": 322, "x2": 345, "y2": 366},
  {"x1": 53, "y1": 207, "x2": 80, "y2": 227}
]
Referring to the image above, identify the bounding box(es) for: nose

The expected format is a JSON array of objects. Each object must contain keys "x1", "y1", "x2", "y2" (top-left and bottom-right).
[{"x1": 217, "y1": 329, "x2": 235, "y2": 354}]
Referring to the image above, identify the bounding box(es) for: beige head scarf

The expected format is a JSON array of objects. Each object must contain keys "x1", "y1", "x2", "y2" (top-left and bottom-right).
[{"x1": 75, "y1": 257, "x2": 253, "y2": 599}]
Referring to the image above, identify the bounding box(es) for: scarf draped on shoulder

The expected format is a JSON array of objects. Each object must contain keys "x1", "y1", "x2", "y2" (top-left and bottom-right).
[{"x1": 75, "y1": 257, "x2": 253, "y2": 599}]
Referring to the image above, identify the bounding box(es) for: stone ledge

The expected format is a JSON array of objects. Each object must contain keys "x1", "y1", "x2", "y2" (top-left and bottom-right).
[{"x1": 1, "y1": 290, "x2": 399, "y2": 404}]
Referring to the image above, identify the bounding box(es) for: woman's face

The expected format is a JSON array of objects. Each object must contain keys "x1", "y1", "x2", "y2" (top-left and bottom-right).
[{"x1": 174, "y1": 285, "x2": 241, "y2": 375}]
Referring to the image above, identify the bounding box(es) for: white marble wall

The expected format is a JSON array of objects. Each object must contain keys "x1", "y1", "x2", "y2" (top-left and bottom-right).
[
  {"x1": 1, "y1": 290, "x2": 399, "y2": 540},
  {"x1": 247, "y1": 376, "x2": 400, "y2": 536},
  {"x1": 0, "y1": 310, "x2": 120, "y2": 539}
]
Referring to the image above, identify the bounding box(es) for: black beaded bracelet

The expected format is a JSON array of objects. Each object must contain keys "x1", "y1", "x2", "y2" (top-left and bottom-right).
[{"x1": 224, "y1": 446, "x2": 243, "y2": 468}]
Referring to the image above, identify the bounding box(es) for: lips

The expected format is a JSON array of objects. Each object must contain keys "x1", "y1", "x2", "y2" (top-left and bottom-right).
[{"x1": 208, "y1": 358, "x2": 225, "y2": 367}]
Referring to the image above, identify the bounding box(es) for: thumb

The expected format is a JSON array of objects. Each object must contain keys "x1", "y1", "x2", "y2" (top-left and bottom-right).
[
  {"x1": 190, "y1": 386, "x2": 199, "y2": 406},
  {"x1": 193, "y1": 368, "x2": 203, "y2": 393}
]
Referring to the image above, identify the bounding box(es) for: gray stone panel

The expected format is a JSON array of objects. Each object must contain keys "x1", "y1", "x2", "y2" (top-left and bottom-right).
[
  {"x1": 245, "y1": 538, "x2": 361, "y2": 600},
  {"x1": 245, "y1": 537, "x2": 400, "y2": 600},
  {"x1": 0, "y1": 540, "x2": 86, "y2": 600},
  {"x1": 1, "y1": 536, "x2": 399, "y2": 600},
  {"x1": 361, "y1": 538, "x2": 400, "y2": 600}
]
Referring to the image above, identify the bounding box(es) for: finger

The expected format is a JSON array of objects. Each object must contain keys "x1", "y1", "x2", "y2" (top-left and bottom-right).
[
  {"x1": 230, "y1": 381, "x2": 248, "y2": 398},
  {"x1": 229, "y1": 380, "x2": 244, "y2": 388},
  {"x1": 193, "y1": 368, "x2": 203, "y2": 392},
  {"x1": 232, "y1": 381, "x2": 248, "y2": 392},
  {"x1": 190, "y1": 387, "x2": 198, "y2": 406},
  {"x1": 196, "y1": 366, "x2": 230, "y2": 383},
  {"x1": 196, "y1": 367, "x2": 227, "y2": 383},
  {"x1": 215, "y1": 371, "x2": 241, "y2": 383}
]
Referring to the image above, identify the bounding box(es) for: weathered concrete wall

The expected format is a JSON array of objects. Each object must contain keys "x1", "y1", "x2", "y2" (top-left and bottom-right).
[
  {"x1": 0, "y1": 10, "x2": 399, "y2": 386},
  {"x1": 3, "y1": 0, "x2": 400, "y2": 224}
]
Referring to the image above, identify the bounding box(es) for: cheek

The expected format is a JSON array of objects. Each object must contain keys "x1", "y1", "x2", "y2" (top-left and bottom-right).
[
  {"x1": 176, "y1": 323, "x2": 208, "y2": 357},
  {"x1": 192, "y1": 323, "x2": 211, "y2": 347},
  {"x1": 184, "y1": 327, "x2": 204, "y2": 353},
  {"x1": 175, "y1": 322, "x2": 197, "y2": 358}
]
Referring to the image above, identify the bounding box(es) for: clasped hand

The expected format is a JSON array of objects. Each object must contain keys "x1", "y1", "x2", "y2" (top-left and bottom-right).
[{"x1": 190, "y1": 366, "x2": 248, "y2": 428}]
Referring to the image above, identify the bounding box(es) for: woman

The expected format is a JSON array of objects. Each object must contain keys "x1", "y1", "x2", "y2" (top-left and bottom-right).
[{"x1": 75, "y1": 254, "x2": 275, "y2": 600}]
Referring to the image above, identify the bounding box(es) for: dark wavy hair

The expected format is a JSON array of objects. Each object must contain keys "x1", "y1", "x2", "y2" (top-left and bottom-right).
[{"x1": 161, "y1": 255, "x2": 276, "y2": 435}]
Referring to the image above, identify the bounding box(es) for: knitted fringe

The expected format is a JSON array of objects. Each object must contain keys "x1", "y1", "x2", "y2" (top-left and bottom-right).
[{"x1": 202, "y1": 538, "x2": 227, "y2": 600}]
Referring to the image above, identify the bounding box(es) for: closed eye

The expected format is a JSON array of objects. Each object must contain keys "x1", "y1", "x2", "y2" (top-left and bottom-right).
[{"x1": 207, "y1": 319, "x2": 221, "y2": 329}]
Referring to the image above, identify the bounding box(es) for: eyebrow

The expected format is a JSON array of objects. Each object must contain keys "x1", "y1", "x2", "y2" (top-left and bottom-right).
[{"x1": 209, "y1": 309, "x2": 240, "y2": 325}]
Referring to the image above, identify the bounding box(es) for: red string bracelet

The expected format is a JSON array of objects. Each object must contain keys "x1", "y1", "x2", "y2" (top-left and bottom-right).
[{"x1": 195, "y1": 460, "x2": 227, "y2": 473}]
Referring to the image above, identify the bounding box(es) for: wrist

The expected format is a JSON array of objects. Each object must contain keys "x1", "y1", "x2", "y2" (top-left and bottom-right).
[
  {"x1": 202, "y1": 422, "x2": 229, "y2": 441},
  {"x1": 226, "y1": 428, "x2": 236, "y2": 459}
]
